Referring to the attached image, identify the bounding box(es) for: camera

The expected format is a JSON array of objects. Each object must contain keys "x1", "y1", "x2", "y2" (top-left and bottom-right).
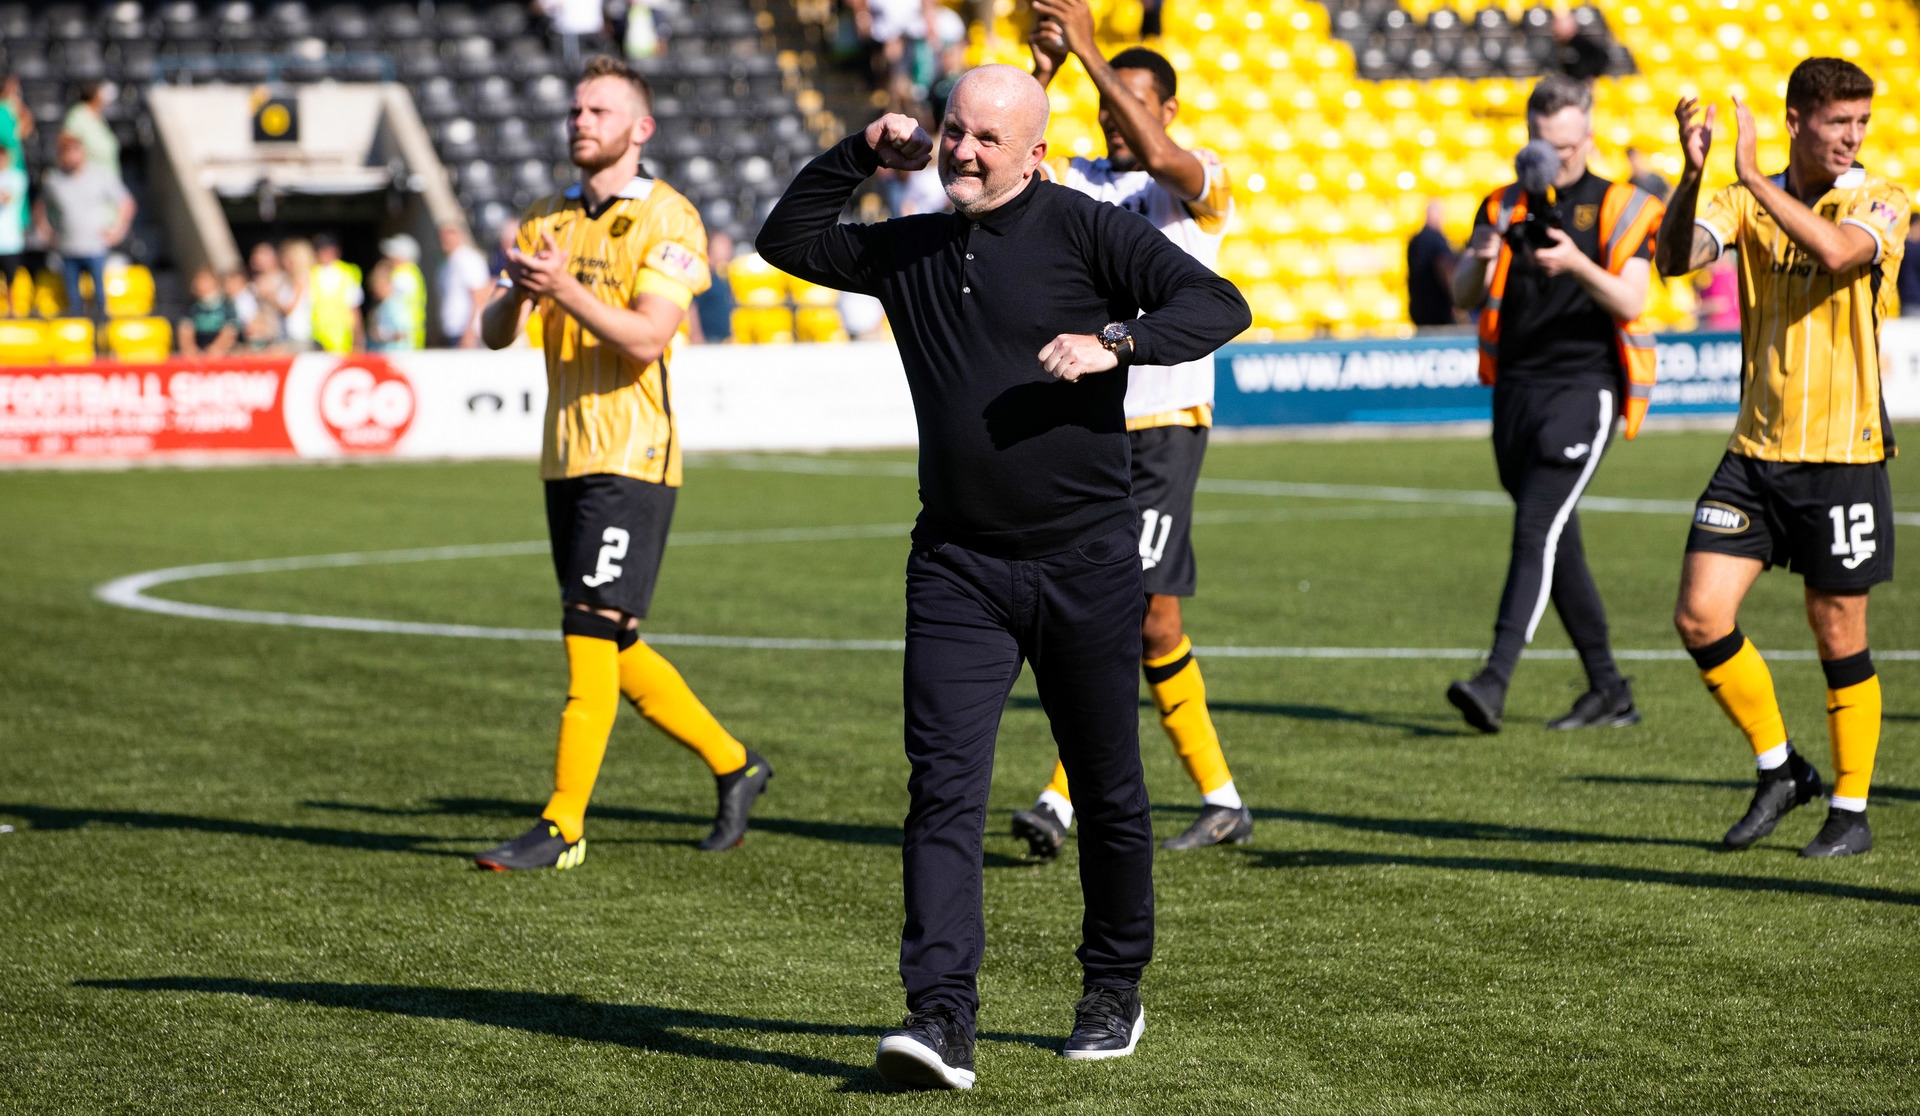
[{"x1": 1506, "y1": 140, "x2": 1564, "y2": 263}]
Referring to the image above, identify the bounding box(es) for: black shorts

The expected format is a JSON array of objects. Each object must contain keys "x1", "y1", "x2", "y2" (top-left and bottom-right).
[
  {"x1": 1130, "y1": 424, "x2": 1207, "y2": 597},
  {"x1": 1685, "y1": 452, "x2": 1894, "y2": 591},
  {"x1": 544, "y1": 473, "x2": 677, "y2": 619}
]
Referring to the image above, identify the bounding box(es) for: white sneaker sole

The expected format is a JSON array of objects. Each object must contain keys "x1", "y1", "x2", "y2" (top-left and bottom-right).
[
  {"x1": 876, "y1": 1034, "x2": 976, "y2": 1090},
  {"x1": 1061, "y1": 1006, "x2": 1144, "y2": 1060}
]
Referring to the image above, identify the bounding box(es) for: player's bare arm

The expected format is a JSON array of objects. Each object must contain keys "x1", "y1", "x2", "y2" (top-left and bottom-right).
[
  {"x1": 1032, "y1": 0, "x2": 1206, "y2": 200},
  {"x1": 479, "y1": 271, "x2": 532, "y2": 350},
  {"x1": 1656, "y1": 97, "x2": 1724, "y2": 277},
  {"x1": 1733, "y1": 95, "x2": 1878, "y2": 272},
  {"x1": 508, "y1": 230, "x2": 686, "y2": 366}
]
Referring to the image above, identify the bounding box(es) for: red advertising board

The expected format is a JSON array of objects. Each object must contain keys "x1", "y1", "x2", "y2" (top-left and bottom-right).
[{"x1": 0, "y1": 357, "x2": 296, "y2": 462}]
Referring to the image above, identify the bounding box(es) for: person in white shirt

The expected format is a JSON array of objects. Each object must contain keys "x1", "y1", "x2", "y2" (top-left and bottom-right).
[
  {"x1": 437, "y1": 222, "x2": 492, "y2": 347},
  {"x1": 1012, "y1": 0, "x2": 1250, "y2": 855}
]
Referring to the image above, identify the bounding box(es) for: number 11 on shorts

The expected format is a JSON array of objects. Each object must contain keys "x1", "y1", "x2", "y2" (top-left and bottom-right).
[{"x1": 1829, "y1": 503, "x2": 1877, "y2": 570}]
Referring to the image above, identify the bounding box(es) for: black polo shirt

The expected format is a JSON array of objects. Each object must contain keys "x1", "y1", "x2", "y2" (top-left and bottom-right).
[
  {"x1": 1473, "y1": 169, "x2": 1654, "y2": 383},
  {"x1": 758, "y1": 133, "x2": 1250, "y2": 559}
]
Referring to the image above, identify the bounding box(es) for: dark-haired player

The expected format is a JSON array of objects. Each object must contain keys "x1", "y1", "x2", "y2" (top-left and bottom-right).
[
  {"x1": 1658, "y1": 58, "x2": 1906, "y2": 858},
  {"x1": 474, "y1": 55, "x2": 771, "y2": 870},
  {"x1": 1018, "y1": 0, "x2": 1250, "y2": 856}
]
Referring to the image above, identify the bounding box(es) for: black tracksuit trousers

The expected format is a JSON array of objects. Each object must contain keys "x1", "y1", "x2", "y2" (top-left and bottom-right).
[
  {"x1": 1484, "y1": 376, "x2": 1625, "y2": 693},
  {"x1": 899, "y1": 523, "x2": 1154, "y2": 1032}
]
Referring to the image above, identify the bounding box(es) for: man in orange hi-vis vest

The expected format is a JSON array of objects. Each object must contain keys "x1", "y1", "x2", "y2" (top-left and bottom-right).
[
  {"x1": 1448, "y1": 74, "x2": 1664, "y2": 736},
  {"x1": 1658, "y1": 58, "x2": 1905, "y2": 859}
]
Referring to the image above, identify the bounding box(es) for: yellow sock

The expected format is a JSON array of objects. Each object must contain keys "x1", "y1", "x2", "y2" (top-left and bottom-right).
[
  {"x1": 1693, "y1": 631, "x2": 1789, "y2": 758},
  {"x1": 1824, "y1": 653, "x2": 1881, "y2": 805},
  {"x1": 1145, "y1": 636, "x2": 1233, "y2": 796},
  {"x1": 619, "y1": 637, "x2": 747, "y2": 776},
  {"x1": 542, "y1": 634, "x2": 621, "y2": 843},
  {"x1": 1044, "y1": 759, "x2": 1072, "y2": 805}
]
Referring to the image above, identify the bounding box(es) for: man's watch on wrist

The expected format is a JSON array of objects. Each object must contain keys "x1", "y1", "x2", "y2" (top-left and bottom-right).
[{"x1": 1098, "y1": 321, "x2": 1135, "y2": 361}]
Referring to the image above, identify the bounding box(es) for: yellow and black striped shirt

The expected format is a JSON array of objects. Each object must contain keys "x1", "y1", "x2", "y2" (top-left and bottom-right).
[
  {"x1": 1697, "y1": 166, "x2": 1909, "y2": 463},
  {"x1": 516, "y1": 176, "x2": 711, "y2": 484}
]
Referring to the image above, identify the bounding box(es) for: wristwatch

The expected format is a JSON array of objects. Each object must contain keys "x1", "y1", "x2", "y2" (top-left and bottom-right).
[{"x1": 1098, "y1": 321, "x2": 1135, "y2": 361}]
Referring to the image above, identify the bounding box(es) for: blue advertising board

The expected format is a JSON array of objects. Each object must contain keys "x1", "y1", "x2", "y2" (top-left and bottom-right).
[{"x1": 1213, "y1": 331, "x2": 1746, "y2": 428}]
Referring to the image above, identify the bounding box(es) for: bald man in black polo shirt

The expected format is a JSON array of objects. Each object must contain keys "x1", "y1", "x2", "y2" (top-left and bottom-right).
[{"x1": 760, "y1": 65, "x2": 1248, "y2": 1090}]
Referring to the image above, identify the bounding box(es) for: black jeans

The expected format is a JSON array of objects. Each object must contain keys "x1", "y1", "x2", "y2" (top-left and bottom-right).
[
  {"x1": 1486, "y1": 376, "x2": 1624, "y2": 692},
  {"x1": 899, "y1": 523, "x2": 1153, "y2": 1030}
]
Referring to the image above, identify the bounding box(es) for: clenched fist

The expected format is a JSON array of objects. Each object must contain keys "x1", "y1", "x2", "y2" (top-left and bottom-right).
[{"x1": 865, "y1": 113, "x2": 933, "y2": 172}]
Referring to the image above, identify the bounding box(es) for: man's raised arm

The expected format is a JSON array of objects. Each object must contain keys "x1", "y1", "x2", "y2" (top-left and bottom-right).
[
  {"x1": 1656, "y1": 96, "x2": 1727, "y2": 278},
  {"x1": 758, "y1": 115, "x2": 931, "y2": 294}
]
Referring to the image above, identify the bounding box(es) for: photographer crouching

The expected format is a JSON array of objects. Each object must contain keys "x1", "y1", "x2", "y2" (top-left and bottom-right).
[{"x1": 1446, "y1": 75, "x2": 1666, "y2": 733}]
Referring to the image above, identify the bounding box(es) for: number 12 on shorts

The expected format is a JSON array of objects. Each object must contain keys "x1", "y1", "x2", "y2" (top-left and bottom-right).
[{"x1": 1828, "y1": 503, "x2": 1877, "y2": 570}]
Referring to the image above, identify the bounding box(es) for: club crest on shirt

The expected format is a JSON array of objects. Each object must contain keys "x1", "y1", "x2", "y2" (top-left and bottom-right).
[
  {"x1": 1573, "y1": 204, "x2": 1599, "y2": 231},
  {"x1": 608, "y1": 215, "x2": 634, "y2": 238}
]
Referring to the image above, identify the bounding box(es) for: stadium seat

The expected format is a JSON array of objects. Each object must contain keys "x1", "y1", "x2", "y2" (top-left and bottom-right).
[
  {"x1": 730, "y1": 305, "x2": 795, "y2": 344},
  {"x1": 104, "y1": 266, "x2": 156, "y2": 320},
  {"x1": 46, "y1": 318, "x2": 98, "y2": 364},
  {"x1": 795, "y1": 306, "x2": 849, "y2": 343},
  {"x1": 728, "y1": 253, "x2": 791, "y2": 308},
  {"x1": 0, "y1": 319, "x2": 50, "y2": 364},
  {"x1": 7, "y1": 266, "x2": 31, "y2": 318},
  {"x1": 33, "y1": 271, "x2": 65, "y2": 319},
  {"x1": 105, "y1": 317, "x2": 174, "y2": 364}
]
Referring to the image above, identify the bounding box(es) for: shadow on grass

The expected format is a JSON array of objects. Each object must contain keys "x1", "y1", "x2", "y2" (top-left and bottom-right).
[
  {"x1": 0, "y1": 803, "x2": 464, "y2": 858},
  {"x1": 76, "y1": 978, "x2": 1057, "y2": 1084},
  {"x1": 1245, "y1": 848, "x2": 1920, "y2": 906},
  {"x1": 1150, "y1": 803, "x2": 1720, "y2": 851},
  {"x1": 307, "y1": 798, "x2": 907, "y2": 848},
  {"x1": 1004, "y1": 695, "x2": 1468, "y2": 738},
  {"x1": 1572, "y1": 775, "x2": 1920, "y2": 804}
]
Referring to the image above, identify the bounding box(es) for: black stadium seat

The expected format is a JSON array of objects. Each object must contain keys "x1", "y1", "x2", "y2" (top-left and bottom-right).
[
  {"x1": 266, "y1": 1, "x2": 313, "y2": 38},
  {"x1": 375, "y1": 3, "x2": 426, "y2": 39}
]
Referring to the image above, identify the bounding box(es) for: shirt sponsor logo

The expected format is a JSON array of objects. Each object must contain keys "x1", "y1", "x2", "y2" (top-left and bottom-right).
[{"x1": 1693, "y1": 500, "x2": 1749, "y2": 533}]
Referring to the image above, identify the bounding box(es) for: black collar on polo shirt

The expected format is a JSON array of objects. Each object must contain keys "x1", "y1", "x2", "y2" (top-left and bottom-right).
[{"x1": 958, "y1": 171, "x2": 1043, "y2": 235}]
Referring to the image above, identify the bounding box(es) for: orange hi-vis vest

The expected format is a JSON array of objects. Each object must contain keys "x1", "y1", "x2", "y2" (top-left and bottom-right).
[{"x1": 1475, "y1": 180, "x2": 1665, "y2": 438}]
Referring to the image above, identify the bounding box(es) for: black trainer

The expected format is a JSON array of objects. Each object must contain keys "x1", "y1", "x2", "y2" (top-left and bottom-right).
[
  {"x1": 1800, "y1": 806, "x2": 1872, "y2": 858},
  {"x1": 1063, "y1": 985, "x2": 1144, "y2": 1060},
  {"x1": 700, "y1": 750, "x2": 772, "y2": 851},
  {"x1": 1723, "y1": 749, "x2": 1823, "y2": 850},
  {"x1": 1161, "y1": 804, "x2": 1254, "y2": 850},
  {"x1": 1545, "y1": 680, "x2": 1642, "y2": 730},
  {"x1": 475, "y1": 820, "x2": 585, "y2": 871},
  {"x1": 1011, "y1": 802, "x2": 1069, "y2": 860},
  {"x1": 876, "y1": 1007, "x2": 976, "y2": 1090},
  {"x1": 1446, "y1": 670, "x2": 1505, "y2": 734}
]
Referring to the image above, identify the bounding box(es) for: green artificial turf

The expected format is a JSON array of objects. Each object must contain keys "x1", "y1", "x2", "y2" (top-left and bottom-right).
[{"x1": 2, "y1": 429, "x2": 1917, "y2": 1114}]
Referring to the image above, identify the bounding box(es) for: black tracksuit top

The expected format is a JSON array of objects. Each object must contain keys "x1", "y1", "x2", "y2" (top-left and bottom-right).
[{"x1": 757, "y1": 133, "x2": 1251, "y2": 559}]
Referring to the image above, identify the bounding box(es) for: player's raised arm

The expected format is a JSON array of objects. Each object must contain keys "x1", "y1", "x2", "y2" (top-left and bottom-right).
[
  {"x1": 1033, "y1": 0, "x2": 1205, "y2": 200},
  {"x1": 1656, "y1": 97, "x2": 1725, "y2": 278},
  {"x1": 1731, "y1": 95, "x2": 1879, "y2": 272}
]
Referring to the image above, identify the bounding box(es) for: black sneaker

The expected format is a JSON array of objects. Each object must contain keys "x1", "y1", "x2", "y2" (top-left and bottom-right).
[
  {"x1": 1545, "y1": 680, "x2": 1641, "y2": 730},
  {"x1": 700, "y1": 750, "x2": 772, "y2": 851},
  {"x1": 876, "y1": 1007, "x2": 976, "y2": 1090},
  {"x1": 474, "y1": 820, "x2": 585, "y2": 871},
  {"x1": 1161, "y1": 804, "x2": 1254, "y2": 850},
  {"x1": 1062, "y1": 985, "x2": 1144, "y2": 1060},
  {"x1": 1800, "y1": 806, "x2": 1872, "y2": 858},
  {"x1": 1446, "y1": 670, "x2": 1505, "y2": 734},
  {"x1": 1723, "y1": 749, "x2": 1823, "y2": 850},
  {"x1": 1011, "y1": 802, "x2": 1069, "y2": 860}
]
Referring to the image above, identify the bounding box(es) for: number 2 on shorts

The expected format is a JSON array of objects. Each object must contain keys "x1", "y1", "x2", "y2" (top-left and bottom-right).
[{"x1": 582, "y1": 526, "x2": 631, "y2": 587}]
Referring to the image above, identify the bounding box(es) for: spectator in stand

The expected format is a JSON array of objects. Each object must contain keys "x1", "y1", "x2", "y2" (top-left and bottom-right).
[
  {"x1": 1626, "y1": 146, "x2": 1670, "y2": 201},
  {"x1": 1406, "y1": 198, "x2": 1459, "y2": 327},
  {"x1": 379, "y1": 233, "x2": 427, "y2": 348},
  {"x1": 224, "y1": 267, "x2": 258, "y2": 334},
  {"x1": 278, "y1": 238, "x2": 317, "y2": 350},
  {"x1": 436, "y1": 222, "x2": 492, "y2": 347},
  {"x1": 63, "y1": 82, "x2": 120, "y2": 178},
  {"x1": 926, "y1": 8, "x2": 970, "y2": 121},
  {"x1": 540, "y1": 0, "x2": 606, "y2": 69},
  {"x1": 0, "y1": 74, "x2": 35, "y2": 179},
  {"x1": 1901, "y1": 225, "x2": 1920, "y2": 317},
  {"x1": 487, "y1": 220, "x2": 517, "y2": 277},
  {"x1": 309, "y1": 233, "x2": 364, "y2": 353},
  {"x1": 366, "y1": 260, "x2": 417, "y2": 352},
  {"x1": 34, "y1": 132, "x2": 134, "y2": 321},
  {"x1": 0, "y1": 145, "x2": 26, "y2": 311},
  {"x1": 851, "y1": 0, "x2": 943, "y2": 107},
  {"x1": 689, "y1": 230, "x2": 735, "y2": 343},
  {"x1": 1140, "y1": 0, "x2": 1165, "y2": 37},
  {"x1": 243, "y1": 241, "x2": 288, "y2": 350},
  {"x1": 177, "y1": 266, "x2": 239, "y2": 356},
  {"x1": 1548, "y1": 10, "x2": 1610, "y2": 80},
  {"x1": 1696, "y1": 252, "x2": 1741, "y2": 331}
]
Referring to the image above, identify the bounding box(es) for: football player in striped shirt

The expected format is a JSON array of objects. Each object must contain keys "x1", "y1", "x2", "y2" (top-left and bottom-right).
[
  {"x1": 473, "y1": 55, "x2": 771, "y2": 870},
  {"x1": 1657, "y1": 58, "x2": 1907, "y2": 858},
  {"x1": 1015, "y1": 0, "x2": 1252, "y2": 856}
]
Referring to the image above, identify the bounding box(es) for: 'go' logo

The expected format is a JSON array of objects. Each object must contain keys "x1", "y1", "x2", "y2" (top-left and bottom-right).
[{"x1": 319, "y1": 358, "x2": 415, "y2": 451}]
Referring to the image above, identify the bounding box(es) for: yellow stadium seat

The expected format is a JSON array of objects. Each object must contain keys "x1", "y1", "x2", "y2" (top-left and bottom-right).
[
  {"x1": 34, "y1": 270, "x2": 65, "y2": 318},
  {"x1": 104, "y1": 317, "x2": 173, "y2": 363},
  {"x1": 47, "y1": 318, "x2": 97, "y2": 364},
  {"x1": 731, "y1": 305, "x2": 794, "y2": 345},
  {"x1": 0, "y1": 318, "x2": 50, "y2": 364},
  {"x1": 795, "y1": 305, "x2": 849, "y2": 343},
  {"x1": 6, "y1": 266, "x2": 30, "y2": 317},
  {"x1": 104, "y1": 265, "x2": 155, "y2": 319},
  {"x1": 789, "y1": 277, "x2": 841, "y2": 308},
  {"x1": 729, "y1": 253, "x2": 791, "y2": 308}
]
